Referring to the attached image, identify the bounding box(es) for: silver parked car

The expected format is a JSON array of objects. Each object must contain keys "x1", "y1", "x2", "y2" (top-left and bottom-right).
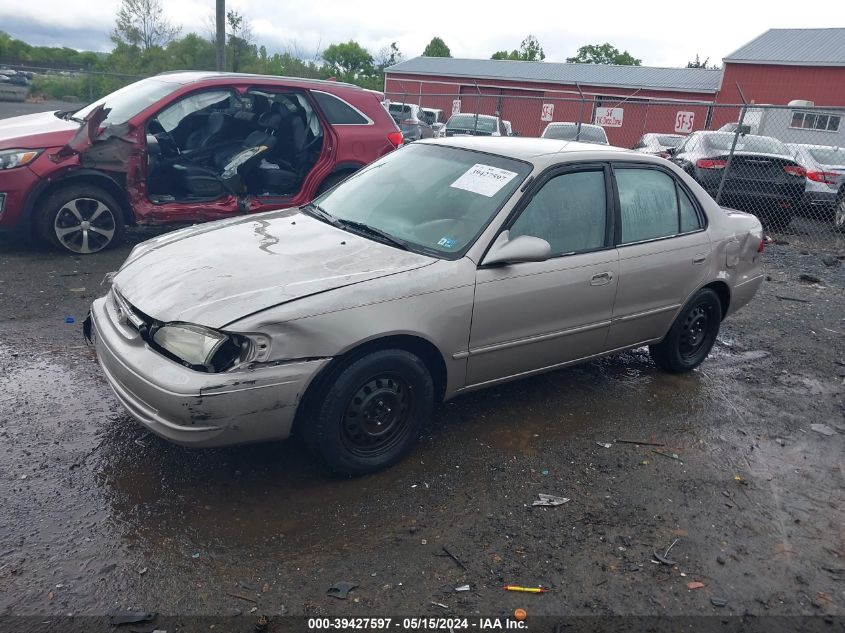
[
  {"x1": 786, "y1": 143, "x2": 845, "y2": 218},
  {"x1": 87, "y1": 138, "x2": 765, "y2": 475}
]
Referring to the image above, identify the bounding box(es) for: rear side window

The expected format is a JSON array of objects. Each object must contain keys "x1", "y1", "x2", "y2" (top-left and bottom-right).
[
  {"x1": 679, "y1": 186, "x2": 702, "y2": 232},
  {"x1": 616, "y1": 167, "x2": 702, "y2": 243},
  {"x1": 312, "y1": 91, "x2": 369, "y2": 124}
]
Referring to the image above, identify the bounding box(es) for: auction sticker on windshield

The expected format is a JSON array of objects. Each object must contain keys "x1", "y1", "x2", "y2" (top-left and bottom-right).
[{"x1": 450, "y1": 164, "x2": 518, "y2": 197}]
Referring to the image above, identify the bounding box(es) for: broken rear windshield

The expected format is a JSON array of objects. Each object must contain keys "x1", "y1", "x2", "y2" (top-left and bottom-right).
[{"x1": 72, "y1": 78, "x2": 181, "y2": 126}]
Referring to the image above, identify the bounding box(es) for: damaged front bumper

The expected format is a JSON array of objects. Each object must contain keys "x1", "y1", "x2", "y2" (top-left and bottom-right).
[{"x1": 88, "y1": 295, "x2": 330, "y2": 447}]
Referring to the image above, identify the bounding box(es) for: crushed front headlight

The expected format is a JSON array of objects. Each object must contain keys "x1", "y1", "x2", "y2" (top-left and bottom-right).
[
  {"x1": 151, "y1": 323, "x2": 250, "y2": 372},
  {"x1": 0, "y1": 149, "x2": 42, "y2": 170}
]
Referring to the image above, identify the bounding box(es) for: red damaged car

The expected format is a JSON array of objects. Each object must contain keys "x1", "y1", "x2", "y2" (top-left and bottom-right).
[{"x1": 0, "y1": 71, "x2": 403, "y2": 254}]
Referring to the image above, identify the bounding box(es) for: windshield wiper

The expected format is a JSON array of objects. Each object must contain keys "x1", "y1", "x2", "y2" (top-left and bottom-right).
[
  {"x1": 301, "y1": 202, "x2": 340, "y2": 227},
  {"x1": 334, "y1": 219, "x2": 410, "y2": 251}
]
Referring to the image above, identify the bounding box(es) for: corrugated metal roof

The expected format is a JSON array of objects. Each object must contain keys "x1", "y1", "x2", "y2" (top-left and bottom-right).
[
  {"x1": 385, "y1": 57, "x2": 723, "y2": 93},
  {"x1": 724, "y1": 28, "x2": 845, "y2": 66}
]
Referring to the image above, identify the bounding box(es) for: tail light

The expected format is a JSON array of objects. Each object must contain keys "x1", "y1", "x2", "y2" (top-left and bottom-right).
[
  {"x1": 783, "y1": 165, "x2": 806, "y2": 177},
  {"x1": 807, "y1": 170, "x2": 836, "y2": 184},
  {"x1": 387, "y1": 131, "x2": 404, "y2": 148},
  {"x1": 757, "y1": 238, "x2": 766, "y2": 253},
  {"x1": 696, "y1": 158, "x2": 727, "y2": 169}
]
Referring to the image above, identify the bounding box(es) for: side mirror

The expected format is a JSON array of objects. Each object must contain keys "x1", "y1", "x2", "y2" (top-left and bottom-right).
[{"x1": 482, "y1": 231, "x2": 551, "y2": 266}]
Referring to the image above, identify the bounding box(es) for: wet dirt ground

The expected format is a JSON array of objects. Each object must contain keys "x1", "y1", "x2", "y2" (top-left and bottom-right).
[{"x1": 1, "y1": 224, "x2": 843, "y2": 631}]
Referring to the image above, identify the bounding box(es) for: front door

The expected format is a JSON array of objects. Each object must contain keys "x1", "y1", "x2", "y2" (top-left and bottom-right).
[
  {"x1": 466, "y1": 165, "x2": 619, "y2": 387},
  {"x1": 606, "y1": 165, "x2": 711, "y2": 350}
]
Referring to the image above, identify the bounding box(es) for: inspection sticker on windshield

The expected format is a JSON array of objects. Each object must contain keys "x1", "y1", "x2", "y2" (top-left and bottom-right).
[{"x1": 450, "y1": 164, "x2": 518, "y2": 197}]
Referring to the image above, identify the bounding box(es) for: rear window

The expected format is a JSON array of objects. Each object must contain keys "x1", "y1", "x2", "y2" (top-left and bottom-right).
[
  {"x1": 656, "y1": 135, "x2": 684, "y2": 147},
  {"x1": 543, "y1": 124, "x2": 607, "y2": 144},
  {"x1": 447, "y1": 114, "x2": 497, "y2": 133},
  {"x1": 312, "y1": 91, "x2": 369, "y2": 124},
  {"x1": 808, "y1": 147, "x2": 845, "y2": 166},
  {"x1": 705, "y1": 133, "x2": 789, "y2": 155}
]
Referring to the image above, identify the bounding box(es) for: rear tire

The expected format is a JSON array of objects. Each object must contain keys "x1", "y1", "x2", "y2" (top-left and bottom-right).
[
  {"x1": 300, "y1": 349, "x2": 434, "y2": 476},
  {"x1": 35, "y1": 184, "x2": 125, "y2": 254},
  {"x1": 834, "y1": 193, "x2": 845, "y2": 233},
  {"x1": 650, "y1": 288, "x2": 721, "y2": 373},
  {"x1": 762, "y1": 208, "x2": 793, "y2": 232}
]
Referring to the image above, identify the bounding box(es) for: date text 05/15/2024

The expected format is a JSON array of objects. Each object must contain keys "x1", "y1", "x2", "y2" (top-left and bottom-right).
[{"x1": 307, "y1": 617, "x2": 528, "y2": 630}]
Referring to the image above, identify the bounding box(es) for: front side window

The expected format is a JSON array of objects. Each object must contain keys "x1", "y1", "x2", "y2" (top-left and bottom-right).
[
  {"x1": 617, "y1": 168, "x2": 680, "y2": 243},
  {"x1": 510, "y1": 170, "x2": 607, "y2": 256},
  {"x1": 314, "y1": 144, "x2": 531, "y2": 257}
]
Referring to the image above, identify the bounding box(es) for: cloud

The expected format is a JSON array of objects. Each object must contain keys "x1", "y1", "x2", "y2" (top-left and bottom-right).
[{"x1": 0, "y1": 0, "x2": 837, "y2": 69}]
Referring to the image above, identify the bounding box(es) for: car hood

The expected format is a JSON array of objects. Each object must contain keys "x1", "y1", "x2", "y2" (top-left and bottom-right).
[
  {"x1": 0, "y1": 110, "x2": 78, "y2": 150},
  {"x1": 113, "y1": 210, "x2": 437, "y2": 329}
]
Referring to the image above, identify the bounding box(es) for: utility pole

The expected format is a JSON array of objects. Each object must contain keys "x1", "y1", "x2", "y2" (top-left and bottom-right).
[{"x1": 215, "y1": 0, "x2": 225, "y2": 71}]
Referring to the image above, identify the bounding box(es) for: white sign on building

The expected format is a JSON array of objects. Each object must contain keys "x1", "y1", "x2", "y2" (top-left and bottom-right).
[{"x1": 595, "y1": 107, "x2": 624, "y2": 127}]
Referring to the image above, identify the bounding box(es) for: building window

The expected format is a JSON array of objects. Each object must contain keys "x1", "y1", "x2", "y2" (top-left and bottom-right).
[{"x1": 790, "y1": 111, "x2": 840, "y2": 132}]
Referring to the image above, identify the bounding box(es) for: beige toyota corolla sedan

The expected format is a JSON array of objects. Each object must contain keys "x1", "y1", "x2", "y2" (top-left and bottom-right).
[{"x1": 87, "y1": 137, "x2": 765, "y2": 475}]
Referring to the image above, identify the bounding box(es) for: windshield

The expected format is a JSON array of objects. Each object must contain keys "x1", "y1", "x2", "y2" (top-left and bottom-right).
[
  {"x1": 447, "y1": 114, "x2": 497, "y2": 133},
  {"x1": 808, "y1": 147, "x2": 845, "y2": 166},
  {"x1": 73, "y1": 78, "x2": 181, "y2": 126},
  {"x1": 705, "y1": 132, "x2": 789, "y2": 155},
  {"x1": 313, "y1": 143, "x2": 531, "y2": 257},
  {"x1": 543, "y1": 124, "x2": 607, "y2": 144},
  {"x1": 656, "y1": 135, "x2": 684, "y2": 147},
  {"x1": 422, "y1": 110, "x2": 438, "y2": 125}
]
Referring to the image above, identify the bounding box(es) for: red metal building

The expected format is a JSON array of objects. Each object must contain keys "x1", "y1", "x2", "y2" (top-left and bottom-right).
[{"x1": 384, "y1": 28, "x2": 845, "y2": 145}]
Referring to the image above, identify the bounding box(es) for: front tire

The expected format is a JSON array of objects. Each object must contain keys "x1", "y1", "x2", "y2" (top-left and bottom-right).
[
  {"x1": 301, "y1": 349, "x2": 434, "y2": 476},
  {"x1": 35, "y1": 184, "x2": 125, "y2": 254},
  {"x1": 649, "y1": 288, "x2": 722, "y2": 373}
]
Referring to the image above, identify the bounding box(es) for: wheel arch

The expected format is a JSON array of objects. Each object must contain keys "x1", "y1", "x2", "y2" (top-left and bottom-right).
[
  {"x1": 294, "y1": 333, "x2": 448, "y2": 435},
  {"x1": 702, "y1": 279, "x2": 731, "y2": 320},
  {"x1": 24, "y1": 169, "x2": 133, "y2": 236}
]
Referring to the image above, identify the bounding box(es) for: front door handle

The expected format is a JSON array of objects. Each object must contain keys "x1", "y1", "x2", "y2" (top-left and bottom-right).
[
  {"x1": 590, "y1": 271, "x2": 613, "y2": 286},
  {"x1": 692, "y1": 254, "x2": 707, "y2": 264}
]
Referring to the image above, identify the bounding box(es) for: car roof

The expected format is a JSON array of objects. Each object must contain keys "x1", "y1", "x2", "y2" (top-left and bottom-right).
[
  {"x1": 417, "y1": 136, "x2": 642, "y2": 163},
  {"x1": 154, "y1": 70, "x2": 362, "y2": 91}
]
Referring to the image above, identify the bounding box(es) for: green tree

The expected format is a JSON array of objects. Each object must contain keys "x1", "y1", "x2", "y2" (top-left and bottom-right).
[
  {"x1": 376, "y1": 42, "x2": 403, "y2": 69},
  {"x1": 492, "y1": 35, "x2": 546, "y2": 61},
  {"x1": 686, "y1": 54, "x2": 712, "y2": 69},
  {"x1": 166, "y1": 33, "x2": 215, "y2": 70},
  {"x1": 322, "y1": 40, "x2": 375, "y2": 79},
  {"x1": 113, "y1": 0, "x2": 181, "y2": 50},
  {"x1": 566, "y1": 43, "x2": 641, "y2": 65},
  {"x1": 422, "y1": 36, "x2": 450, "y2": 58},
  {"x1": 226, "y1": 9, "x2": 256, "y2": 72}
]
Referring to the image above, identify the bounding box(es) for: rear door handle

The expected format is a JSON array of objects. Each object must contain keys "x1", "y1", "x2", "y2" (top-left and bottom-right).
[
  {"x1": 693, "y1": 254, "x2": 707, "y2": 264},
  {"x1": 590, "y1": 271, "x2": 613, "y2": 286}
]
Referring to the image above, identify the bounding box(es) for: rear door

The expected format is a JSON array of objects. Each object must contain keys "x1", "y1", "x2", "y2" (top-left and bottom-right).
[
  {"x1": 466, "y1": 164, "x2": 619, "y2": 386},
  {"x1": 606, "y1": 164, "x2": 711, "y2": 350}
]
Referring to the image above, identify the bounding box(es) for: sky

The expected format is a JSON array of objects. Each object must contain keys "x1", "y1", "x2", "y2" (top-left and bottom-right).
[{"x1": 0, "y1": 0, "x2": 835, "y2": 67}]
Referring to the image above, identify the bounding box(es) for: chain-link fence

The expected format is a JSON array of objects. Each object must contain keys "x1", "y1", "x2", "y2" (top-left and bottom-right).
[{"x1": 386, "y1": 87, "x2": 845, "y2": 251}]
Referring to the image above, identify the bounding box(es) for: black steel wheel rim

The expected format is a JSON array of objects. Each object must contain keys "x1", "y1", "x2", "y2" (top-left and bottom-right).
[
  {"x1": 679, "y1": 303, "x2": 712, "y2": 360},
  {"x1": 341, "y1": 374, "x2": 414, "y2": 457}
]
